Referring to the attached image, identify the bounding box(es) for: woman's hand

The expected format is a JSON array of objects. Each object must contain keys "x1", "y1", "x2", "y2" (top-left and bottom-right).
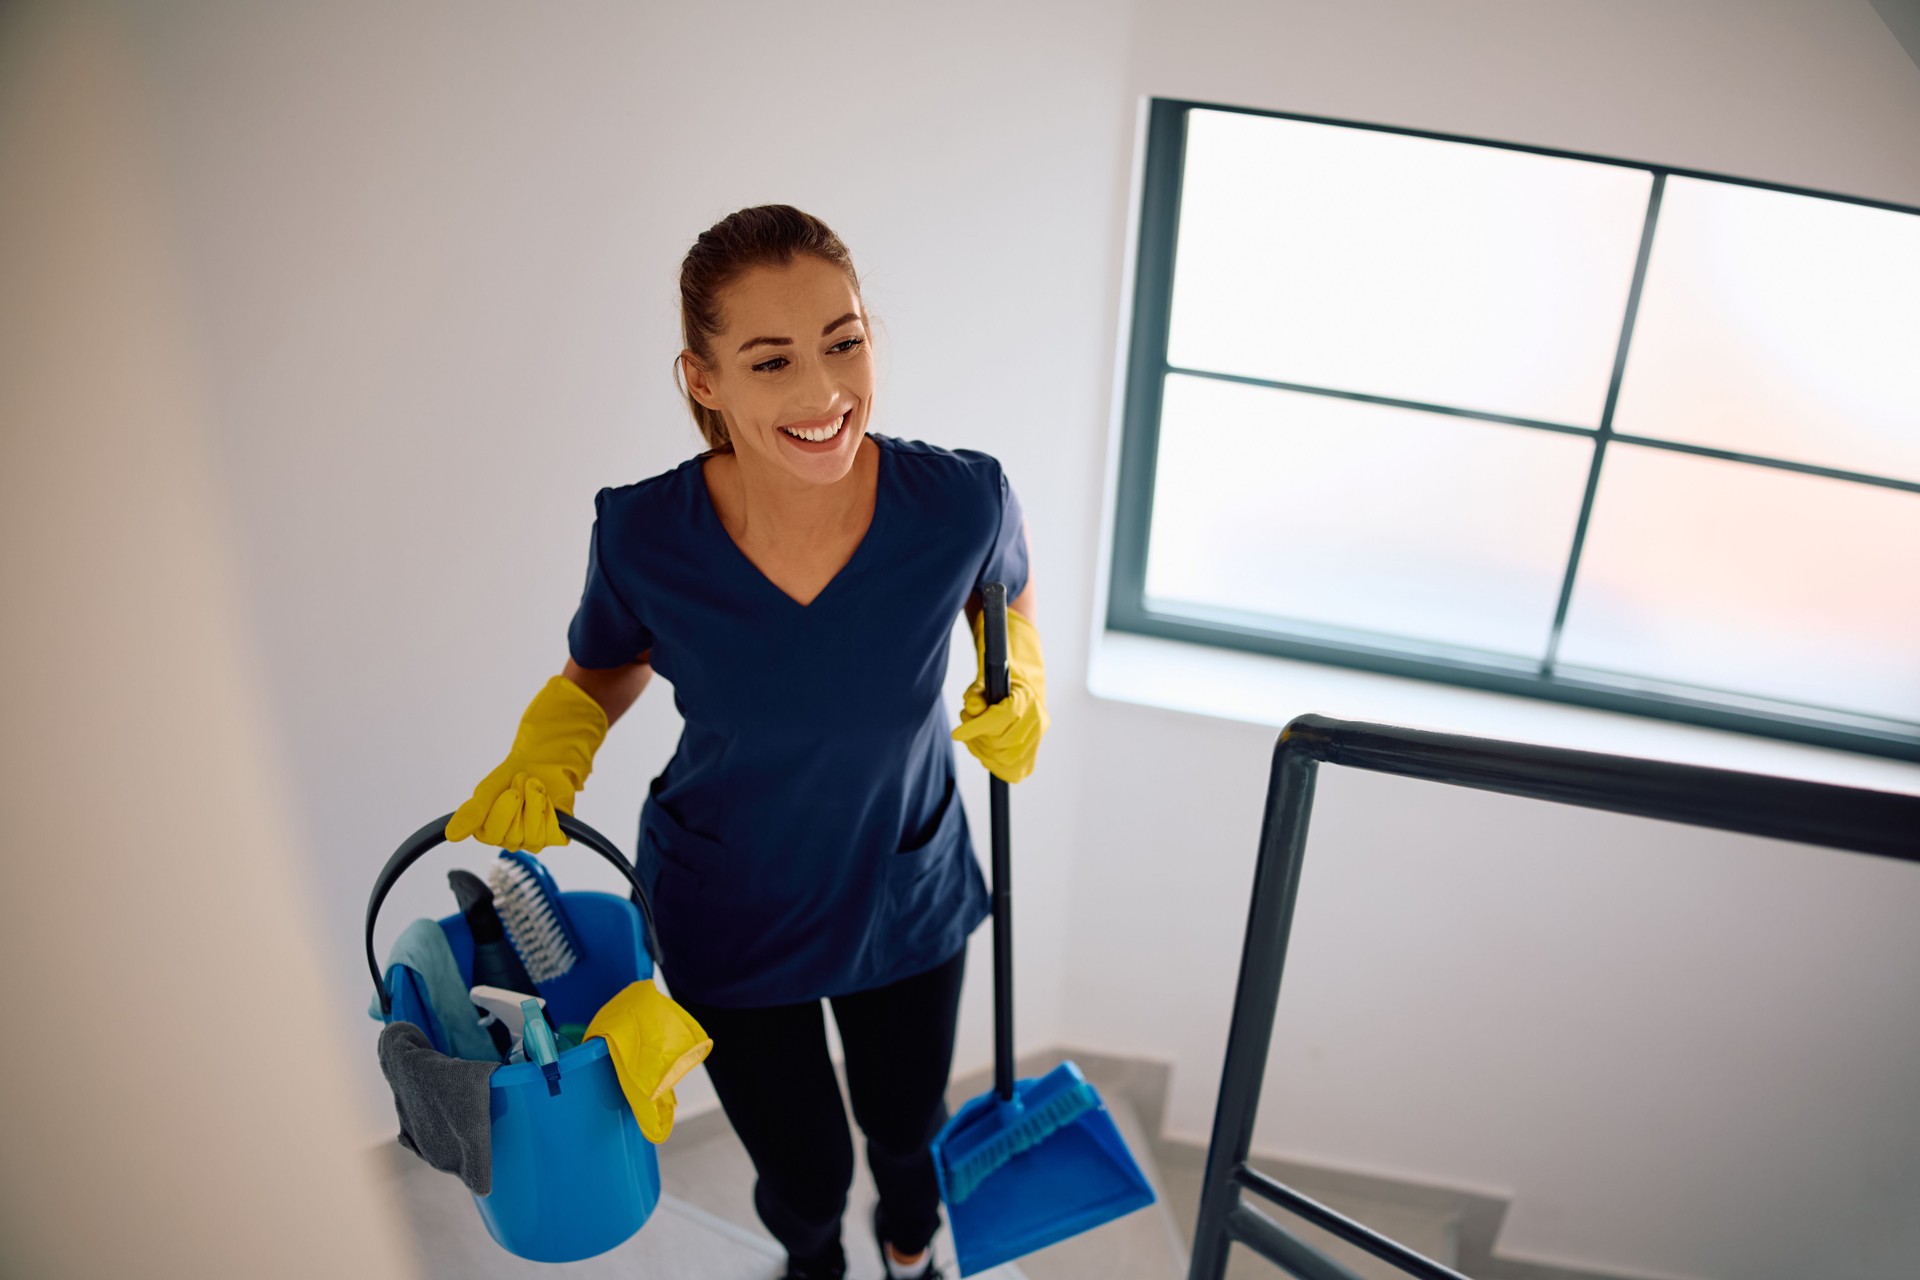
[
  {"x1": 952, "y1": 598, "x2": 1048, "y2": 784},
  {"x1": 446, "y1": 674, "x2": 614, "y2": 851}
]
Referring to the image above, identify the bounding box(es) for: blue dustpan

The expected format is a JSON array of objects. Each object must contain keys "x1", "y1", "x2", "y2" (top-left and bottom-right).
[
  {"x1": 932, "y1": 585, "x2": 1156, "y2": 1275},
  {"x1": 933, "y1": 1060, "x2": 1155, "y2": 1274}
]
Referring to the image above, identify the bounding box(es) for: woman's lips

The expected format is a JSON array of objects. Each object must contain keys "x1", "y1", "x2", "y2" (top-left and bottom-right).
[
  {"x1": 778, "y1": 410, "x2": 850, "y2": 451},
  {"x1": 779, "y1": 410, "x2": 846, "y2": 435}
]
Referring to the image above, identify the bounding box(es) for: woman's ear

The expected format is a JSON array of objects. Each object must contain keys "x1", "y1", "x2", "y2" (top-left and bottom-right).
[{"x1": 680, "y1": 350, "x2": 724, "y2": 412}]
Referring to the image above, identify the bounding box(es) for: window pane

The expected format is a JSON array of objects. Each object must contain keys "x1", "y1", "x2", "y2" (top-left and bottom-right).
[
  {"x1": 1143, "y1": 373, "x2": 1594, "y2": 657},
  {"x1": 1166, "y1": 109, "x2": 1651, "y2": 426},
  {"x1": 1558, "y1": 445, "x2": 1920, "y2": 721},
  {"x1": 1613, "y1": 177, "x2": 1920, "y2": 483}
]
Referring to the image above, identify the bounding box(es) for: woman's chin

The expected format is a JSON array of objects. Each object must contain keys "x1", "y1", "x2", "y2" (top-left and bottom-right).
[{"x1": 773, "y1": 421, "x2": 864, "y2": 481}]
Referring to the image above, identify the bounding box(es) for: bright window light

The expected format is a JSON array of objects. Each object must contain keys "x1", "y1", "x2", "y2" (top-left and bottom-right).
[
  {"x1": 1614, "y1": 176, "x2": 1920, "y2": 483},
  {"x1": 1145, "y1": 373, "x2": 1592, "y2": 658},
  {"x1": 1109, "y1": 99, "x2": 1920, "y2": 761},
  {"x1": 1559, "y1": 444, "x2": 1920, "y2": 722},
  {"x1": 1167, "y1": 109, "x2": 1651, "y2": 426}
]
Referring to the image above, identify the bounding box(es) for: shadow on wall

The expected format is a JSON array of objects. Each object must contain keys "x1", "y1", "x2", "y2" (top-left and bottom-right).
[{"x1": 0, "y1": 4, "x2": 416, "y2": 1276}]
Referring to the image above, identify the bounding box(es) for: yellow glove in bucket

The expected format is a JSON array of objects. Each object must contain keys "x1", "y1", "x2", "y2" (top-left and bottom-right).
[
  {"x1": 951, "y1": 606, "x2": 1049, "y2": 784},
  {"x1": 446, "y1": 675, "x2": 608, "y2": 851},
  {"x1": 585, "y1": 980, "x2": 713, "y2": 1143}
]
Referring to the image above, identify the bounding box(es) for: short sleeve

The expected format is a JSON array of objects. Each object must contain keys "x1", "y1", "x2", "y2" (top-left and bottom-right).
[
  {"x1": 566, "y1": 491, "x2": 654, "y2": 668},
  {"x1": 974, "y1": 464, "x2": 1030, "y2": 601}
]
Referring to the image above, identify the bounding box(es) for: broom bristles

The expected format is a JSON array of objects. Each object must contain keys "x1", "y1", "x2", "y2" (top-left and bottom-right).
[{"x1": 942, "y1": 1080, "x2": 1101, "y2": 1203}]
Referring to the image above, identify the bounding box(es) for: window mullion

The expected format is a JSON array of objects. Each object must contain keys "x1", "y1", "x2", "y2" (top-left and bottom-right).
[{"x1": 1541, "y1": 171, "x2": 1668, "y2": 676}]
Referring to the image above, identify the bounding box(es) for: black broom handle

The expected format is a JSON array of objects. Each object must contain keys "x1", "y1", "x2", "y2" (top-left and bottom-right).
[{"x1": 982, "y1": 582, "x2": 1015, "y2": 1103}]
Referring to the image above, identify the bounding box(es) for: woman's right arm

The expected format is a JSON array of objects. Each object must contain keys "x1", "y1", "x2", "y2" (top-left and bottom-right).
[
  {"x1": 563, "y1": 653, "x2": 653, "y2": 729},
  {"x1": 447, "y1": 660, "x2": 644, "y2": 847}
]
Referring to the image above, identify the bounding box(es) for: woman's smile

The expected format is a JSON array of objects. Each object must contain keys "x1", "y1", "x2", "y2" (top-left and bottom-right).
[{"x1": 777, "y1": 409, "x2": 852, "y2": 452}]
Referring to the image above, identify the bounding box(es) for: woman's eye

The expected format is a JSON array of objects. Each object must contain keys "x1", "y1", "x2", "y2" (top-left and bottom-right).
[{"x1": 752, "y1": 338, "x2": 861, "y2": 373}]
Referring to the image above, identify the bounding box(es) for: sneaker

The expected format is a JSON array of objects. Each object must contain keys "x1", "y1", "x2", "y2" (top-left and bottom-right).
[{"x1": 872, "y1": 1202, "x2": 945, "y2": 1280}]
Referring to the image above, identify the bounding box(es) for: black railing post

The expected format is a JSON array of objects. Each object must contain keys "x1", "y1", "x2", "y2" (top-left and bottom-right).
[
  {"x1": 1191, "y1": 726, "x2": 1319, "y2": 1280},
  {"x1": 1186, "y1": 713, "x2": 1917, "y2": 1280}
]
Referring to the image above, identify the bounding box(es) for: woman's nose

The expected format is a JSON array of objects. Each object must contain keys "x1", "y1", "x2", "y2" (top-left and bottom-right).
[{"x1": 797, "y1": 359, "x2": 838, "y2": 412}]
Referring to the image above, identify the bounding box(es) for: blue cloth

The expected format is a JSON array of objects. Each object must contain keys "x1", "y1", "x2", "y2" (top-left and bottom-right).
[
  {"x1": 382, "y1": 962, "x2": 448, "y2": 1054},
  {"x1": 368, "y1": 918, "x2": 499, "y2": 1063},
  {"x1": 567, "y1": 434, "x2": 1027, "y2": 1007}
]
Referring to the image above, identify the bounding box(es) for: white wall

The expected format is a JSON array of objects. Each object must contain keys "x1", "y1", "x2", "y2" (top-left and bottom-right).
[
  {"x1": 101, "y1": 2, "x2": 1920, "y2": 1278},
  {"x1": 1065, "y1": 5, "x2": 1920, "y2": 1280},
  {"x1": 114, "y1": 0, "x2": 1129, "y2": 1128},
  {"x1": 0, "y1": 3, "x2": 415, "y2": 1275}
]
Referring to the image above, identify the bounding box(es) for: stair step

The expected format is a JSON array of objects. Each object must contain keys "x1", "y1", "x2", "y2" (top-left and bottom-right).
[
  {"x1": 653, "y1": 1049, "x2": 1190, "y2": 1279},
  {"x1": 379, "y1": 1044, "x2": 1467, "y2": 1280},
  {"x1": 654, "y1": 1098, "x2": 1029, "y2": 1280},
  {"x1": 375, "y1": 1140, "x2": 781, "y2": 1279},
  {"x1": 1004, "y1": 1086, "x2": 1191, "y2": 1280},
  {"x1": 1154, "y1": 1143, "x2": 1462, "y2": 1280}
]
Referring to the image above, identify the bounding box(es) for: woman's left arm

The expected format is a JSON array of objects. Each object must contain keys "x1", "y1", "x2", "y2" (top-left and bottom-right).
[
  {"x1": 966, "y1": 521, "x2": 1037, "y2": 624},
  {"x1": 1010, "y1": 572, "x2": 1037, "y2": 622}
]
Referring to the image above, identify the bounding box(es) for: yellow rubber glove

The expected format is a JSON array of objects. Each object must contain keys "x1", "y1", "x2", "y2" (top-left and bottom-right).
[
  {"x1": 445, "y1": 675, "x2": 608, "y2": 851},
  {"x1": 585, "y1": 980, "x2": 714, "y2": 1143},
  {"x1": 951, "y1": 606, "x2": 1049, "y2": 784}
]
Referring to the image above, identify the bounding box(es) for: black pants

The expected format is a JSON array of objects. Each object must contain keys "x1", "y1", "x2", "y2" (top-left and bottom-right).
[{"x1": 674, "y1": 944, "x2": 968, "y2": 1270}]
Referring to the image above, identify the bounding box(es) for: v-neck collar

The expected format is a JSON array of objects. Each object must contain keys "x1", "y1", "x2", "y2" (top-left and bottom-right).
[{"x1": 694, "y1": 434, "x2": 890, "y2": 610}]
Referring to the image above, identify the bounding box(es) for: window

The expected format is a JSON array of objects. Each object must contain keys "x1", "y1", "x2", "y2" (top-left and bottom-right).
[{"x1": 1109, "y1": 99, "x2": 1920, "y2": 763}]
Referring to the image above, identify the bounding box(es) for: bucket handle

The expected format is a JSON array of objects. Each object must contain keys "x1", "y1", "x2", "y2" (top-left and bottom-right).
[{"x1": 365, "y1": 811, "x2": 663, "y2": 1017}]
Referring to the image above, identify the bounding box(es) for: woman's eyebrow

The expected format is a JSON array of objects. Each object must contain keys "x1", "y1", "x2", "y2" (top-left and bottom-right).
[{"x1": 736, "y1": 312, "x2": 862, "y2": 355}]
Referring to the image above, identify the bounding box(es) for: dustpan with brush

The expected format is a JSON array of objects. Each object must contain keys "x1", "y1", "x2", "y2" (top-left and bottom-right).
[{"x1": 930, "y1": 582, "x2": 1156, "y2": 1275}]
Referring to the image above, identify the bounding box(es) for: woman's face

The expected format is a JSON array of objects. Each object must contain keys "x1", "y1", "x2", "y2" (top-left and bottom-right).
[{"x1": 685, "y1": 255, "x2": 875, "y2": 487}]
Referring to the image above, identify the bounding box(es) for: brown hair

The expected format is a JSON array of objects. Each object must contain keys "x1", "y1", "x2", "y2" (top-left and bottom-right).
[{"x1": 675, "y1": 205, "x2": 867, "y2": 453}]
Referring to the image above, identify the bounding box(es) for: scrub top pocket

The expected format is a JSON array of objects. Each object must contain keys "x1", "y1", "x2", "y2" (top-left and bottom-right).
[
  {"x1": 878, "y1": 772, "x2": 979, "y2": 977},
  {"x1": 640, "y1": 793, "x2": 747, "y2": 1001},
  {"x1": 896, "y1": 770, "x2": 960, "y2": 857},
  {"x1": 639, "y1": 784, "x2": 733, "y2": 897}
]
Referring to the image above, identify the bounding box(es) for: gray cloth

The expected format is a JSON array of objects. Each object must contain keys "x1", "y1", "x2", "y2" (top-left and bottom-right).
[{"x1": 378, "y1": 1021, "x2": 498, "y2": 1194}]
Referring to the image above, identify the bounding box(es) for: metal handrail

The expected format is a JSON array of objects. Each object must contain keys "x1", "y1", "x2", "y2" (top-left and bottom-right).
[{"x1": 1188, "y1": 714, "x2": 1920, "y2": 1280}]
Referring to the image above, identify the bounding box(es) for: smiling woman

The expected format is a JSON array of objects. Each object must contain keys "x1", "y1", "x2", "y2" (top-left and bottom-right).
[
  {"x1": 673, "y1": 206, "x2": 871, "y2": 455},
  {"x1": 442, "y1": 205, "x2": 1047, "y2": 1280},
  {"x1": 679, "y1": 250, "x2": 883, "y2": 601}
]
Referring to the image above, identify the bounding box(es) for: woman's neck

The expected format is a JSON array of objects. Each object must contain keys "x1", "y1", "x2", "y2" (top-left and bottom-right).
[{"x1": 706, "y1": 436, "x2": 878, "y2": 552}]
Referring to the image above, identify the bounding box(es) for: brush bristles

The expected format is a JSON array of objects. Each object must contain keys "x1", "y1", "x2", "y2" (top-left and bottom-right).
[
  {"x1": 488, "y1": 858, "x2": 579, "y2": 985},
  {"x1": 942, "y1": 1082, "x2": 1101, "y2": 1203}
]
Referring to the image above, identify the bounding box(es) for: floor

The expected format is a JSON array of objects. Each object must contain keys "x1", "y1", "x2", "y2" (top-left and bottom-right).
[
  {"x1": 1154, "y1": 1143, "x2": 1460, "y2": 1280},
  {"x1": 374, "y1": 1048, "x2": 1464, "y2": 1280}
]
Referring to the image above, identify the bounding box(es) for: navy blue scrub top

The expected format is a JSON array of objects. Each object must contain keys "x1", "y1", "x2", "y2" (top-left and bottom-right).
[{"x1": 566, "y1": 433, "x2": 1028, "y2": 1008}]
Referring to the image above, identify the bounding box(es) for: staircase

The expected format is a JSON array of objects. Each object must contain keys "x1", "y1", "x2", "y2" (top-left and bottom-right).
[
  {"x1": 375, "y1": 720, "x2": 1916, "y2": 1280},
  {"x1": 376, "y1": 1046, "x2": 1463, "y2": 1280}
]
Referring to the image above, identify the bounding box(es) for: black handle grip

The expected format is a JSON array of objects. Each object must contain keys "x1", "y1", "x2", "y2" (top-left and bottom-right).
[
  {"x1": 980, "y1": 582, "x2": 1016, "y2": 1101},
  {"x1": 366, "y1": 811, "x2": 663, "y2": 1016},
  {"x1": 982, "y1": 581, "x2": 1011, "y2": 706}
]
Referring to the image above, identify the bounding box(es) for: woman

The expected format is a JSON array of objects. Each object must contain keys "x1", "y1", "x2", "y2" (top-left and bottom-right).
[{"x1": 446, "y1": 205, "x2": 1048, "y2": 1280}]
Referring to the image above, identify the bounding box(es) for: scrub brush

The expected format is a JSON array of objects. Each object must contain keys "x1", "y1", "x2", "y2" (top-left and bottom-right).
[
  {"x1": 489, "y1": 849, "x2": 583, "y2": 984},
  {"x1": 447, "y1": 869, "x2": 539, "y2": 997}
]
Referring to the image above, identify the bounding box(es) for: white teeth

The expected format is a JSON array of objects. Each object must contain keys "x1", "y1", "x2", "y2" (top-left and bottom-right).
[{"x1": 782, "y1": 413, "x2": 847, "y2": 443}]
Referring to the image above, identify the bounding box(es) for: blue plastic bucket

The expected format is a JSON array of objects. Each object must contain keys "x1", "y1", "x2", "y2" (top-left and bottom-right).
[{"x1": 366, "y1": 814, "x2": 669, "y2": 1263}]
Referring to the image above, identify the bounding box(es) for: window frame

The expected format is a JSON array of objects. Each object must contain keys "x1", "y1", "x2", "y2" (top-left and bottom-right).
[{"x1": 1108, "y1": 97, "x2": 1920, "y2": 764}]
